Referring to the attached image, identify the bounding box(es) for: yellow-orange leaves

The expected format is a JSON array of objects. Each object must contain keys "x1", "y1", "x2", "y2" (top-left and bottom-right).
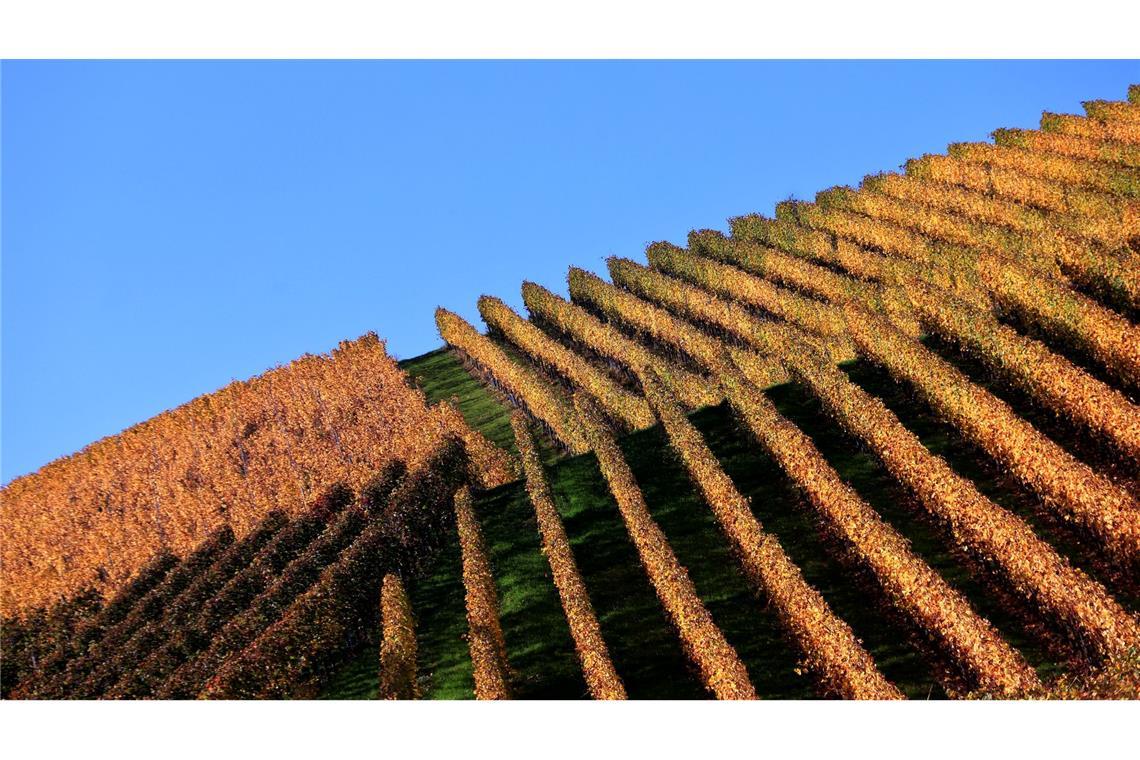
[
  {"x1": 1084, "y1": 100, "x2": 1140, "y2": 125},
  {"x1": 521, "y1": 281, "x2": 720, "y2": 409},
  {"x1": 436, "y1": 308, "x2": 588, "y2": 454},
  {"x1": 993, "y1": 128, "x2": 1140, "y2": 169},
  {"x1": 903, "y1": 281, "x2": 1140, "y2": 466},
  {"x1": 566, "y1": 266, "x2": 790, "y2": 390},
  {"x1": 1042, "y1": 111, "x2": 1140, "y2": 146},
  {"x1": 1, "y1": 333, "x2": 476, "y2": 617},
  {"x1": 378, "y1": 573, "x2": 417, "y2": 700},
  {"x1": 844, "y1": 308, "x2": 1140, "y2": 570},
  {"x1": 948, "y1": 142, "x2": 1140, "y2": 198},
  {"x1": 718, "y1": 366, "x2": 1039, "y2": 696},
  {"x1": 640, "y1": 368, "x2": 901, "y2": 699},
  {"x1": 479, "y1": 295, "x2": 653, "y2": 432},
  {"x1": 455, "y1": 486, "x2": 511, "y2": 700},
  {"x1": 646, "y1": 243, "x2": 855, "y2": 354},
  {"x1": 752, "y1": 345, "x2": 1140, "y2": 662},
  {"x1": 574, "y1": 394, "x2": 756, "y2": 699},
  {"x1": 512, "y1": 412, "x2": 626, "y2": 700}
]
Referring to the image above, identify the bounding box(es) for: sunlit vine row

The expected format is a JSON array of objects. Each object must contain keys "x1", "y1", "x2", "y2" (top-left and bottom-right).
[
  {"x1": 767, "y1": 202, "x2": 1140, "y2": 385},
  {"x1": 817, "y1": 185, "x2": 1139, "y2": 311},
  {"x1": 378, "y1": 573, "x2": 418, "y2": 699},
  {"x1": 904, "y1": 153, "x2": 1139, "y2": 235},
  {"x1": 993, "y1": 127, "x2": 1140, "y2": 168},
  {"x1": 478, "y1": 295, "x2": 654, "y2": 432},
  {"x1": 1041, "y1": 111, "x2": 1140, "y2": 145},
  {"x1": 567, "y1": 267, "x2": 789, "y2": 388},
  {"x1": 948, "y1": 142, "x2": 1140, "y2": 197},
  {"x1": 1083, "y1": 99, "x2": 1140, "y2": 125},
  {"x1": 902, "y1": 281, "x2": 1140, "y2": 465},
  {"x1": 685, "y1": 229, "x2": 922, "y2": 335},
  {"x1": 436, "y1": 308, "x2": 589, "y2": 453},
  {"x1": 573, "y1": 394, "x2": 757, "y2": 700},
  {"x1": 512, "y1": 412, "x2": 626, "y2": 700},
  {"x1": 455, "y1": 485, "x2": 511, "y2": 700},
  {"x1": 605, "y1": 257, "x2": 825, "y2": 365},
  {"x1": 521, "y1": 281, "x2": 720, "y2": 409},
  {"x1": 717, "y1": 365, "x2": 1041, "y2": 696},
  {"x1": 728, "y1": 345, "x2": 1140, "y2": 662},
  {"x1": 868, "y1": 170, "x2": 1139, "y2": 250},
  {"x1": 844, "y1": 307, "x2": 1140, "y2": 569},
  {"x1": 639, "y1": 369, "x2": 903, "y2": 699},
  {"x1": 645, "y1": 242, "x2": 857, "y2": 360}
]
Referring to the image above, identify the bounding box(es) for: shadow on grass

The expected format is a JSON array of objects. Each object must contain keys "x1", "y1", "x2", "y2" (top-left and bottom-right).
[
  {"x1": 401, "y1": 348, "x2": 519, "y2": 456},
  {"x1": 325, "y1": 347, "x2": 1112, "y2": 699}
]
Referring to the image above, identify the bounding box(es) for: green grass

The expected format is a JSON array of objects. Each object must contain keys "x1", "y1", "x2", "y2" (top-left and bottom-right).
[
  {"x1": 323, "y1": 344, "x2": 1125, "y2": 699},
  {"x1": 400, "y1": 348, "x2": 518, "y2": 455}
]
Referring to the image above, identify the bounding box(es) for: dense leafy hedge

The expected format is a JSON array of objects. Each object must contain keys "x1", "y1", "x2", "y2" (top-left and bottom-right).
[
  {"x1": 903, "y1": 280, "x2": 1140, "y2": 466},
  {"x1": 455, "y1": 485, "x2": 511, "y2": 700},
  {"x1": 200, "y1": 439, "x2": 467, "y2": 698},
  {"x1": 378, "y1": 572, "x2": 418, "y2": 699},
  {"x1": 717, "y1": 365, "x2": 1040, "y2": 696},
  {"x1": 845, "y1": 307, "x2": 1140, "y2": 570},
  {"x1": 437, "y1": 307, "x2": 588, "y2": 454},
  {"x1": 1, "y1": 589, "x2": 102, "y2": 697},
  {"x1": 565, "y1": 266, "x2": 786, "y2": 391},
  {"x1": 820, "y1": 182, "x2": 1137, "y2": 310},
  {"x1": 512, "y1": 412, "x2": 625, "y2": 700},
  {"x1": 111, "y1": 485, "x2": 359, "y2": 698},
  {"x1": 96, "y1": 511, "x2": 290, "y2": 698},
  {"x1": 641, "y1": 368, "x2": 902, "y2": 700},
  {"x1": 522, "y1": 281, "x2": 719, "y2": 411},
  {"x1": 1, "y1": 333, "x2": 468, "y2": 617},
  {"x1": 574, "y1": 395, "x2": 756, "y2": 700},
  {"x1": 646, "y1": 242, "x2": 855, "y2": 359},
  {"x1": 155, "y1": 481, "x2": 376, "y2": 699},
  {"x1": 479, "y1": 294, "x2": 653, "y2": 432},
  {"x1": 34, "y1": 528, "x2": 235, "y2": 699},
  {"x1": 9, "y1": 552, "x2": 177, "y2": 698},
  {"x1": 906, "y1": 151, "x2": 1134, "y2": 230},
  {"x1": 745, "y1": 344, "x2": 1140, "y2": 662},
  {"x1": 949, "y1": 141, "x2": 1140, "y2": 197}
]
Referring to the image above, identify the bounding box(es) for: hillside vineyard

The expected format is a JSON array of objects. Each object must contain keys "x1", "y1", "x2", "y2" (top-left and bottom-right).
[{"x1": 3, "y1": 86, "x2": 1139, "y2": 700}]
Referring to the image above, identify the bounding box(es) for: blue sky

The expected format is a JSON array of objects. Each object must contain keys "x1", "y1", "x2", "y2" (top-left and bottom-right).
[{"x1": 3, "y1": 60, "x2": 1137, "y2": 483}]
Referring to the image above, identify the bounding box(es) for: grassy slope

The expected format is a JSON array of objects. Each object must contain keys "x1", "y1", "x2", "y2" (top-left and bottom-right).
[{"x1": 322, "y1": 346, "x2": 1135, "y2": 700}]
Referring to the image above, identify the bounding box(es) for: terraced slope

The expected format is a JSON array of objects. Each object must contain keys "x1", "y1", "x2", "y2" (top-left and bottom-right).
[
  {"x1": 7, "y1": 86, "x2": 1140, "y2": 701},
  {"x1": 379, "y1": 88, "x2": 1140, "y2": 700},
  {"x1": 324, "y1": 346, "x2": 1137, "y2": 699}
]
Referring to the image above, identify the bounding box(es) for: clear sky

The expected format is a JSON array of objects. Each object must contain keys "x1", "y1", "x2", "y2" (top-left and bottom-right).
[{"x1": 3, "y1": 60, "x2": 1137, "y2": 483}]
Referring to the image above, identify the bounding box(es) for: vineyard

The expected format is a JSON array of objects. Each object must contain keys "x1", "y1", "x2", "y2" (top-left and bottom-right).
[{"x1": 4, "y1": 85, "x2": 1140, "y2": 700}]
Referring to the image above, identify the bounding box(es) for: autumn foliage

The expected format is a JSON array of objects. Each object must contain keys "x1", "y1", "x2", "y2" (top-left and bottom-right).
[
  {"x1": 426, "y1": 84, "x2": 1140, "y2": 698},
  {"x1": 521, "y1": 281, "x2": 720, "y2": 410},
  {"x1": 200, "y1": 441, "x2": 467, "y2": 698},
  {"x1": 436, "y1": 307, "x2": 589, "y2": 454},
  {"x1": 639, "y1": 368, "x2": 902, "y2": 699},
  {"x1": 113, "y1": 484, "x2": 359, "y2": 698},
  {"x1": 1, "y1": 333, "x2": 511, "y2": 617},
  {"x1": 10, "y1": 83, "x2": 1140, "y2": 701},
  {"x1": 454, "y1": 486, "x2": 511, "y2": 700},
  {"x1": 378, "y1": 573, "x2": 418, "y2": 700},
  {"x1": 1041, "y1": 109, "x2": 1140, "y2": 145},
  {"x1": 717, "y1": 366, "x2": 1040, "y2": 696},
  {"x1": 749, "y1": 345, "x2": 1140, "y2": 662},
  {"x1": 512, "y1": 412, "x2": 626, "y2": 700},
  {"x1": 479, "y1": 295, "x2": 654, "y2": 432},
  {"x1": 900, "y1": 281, "x2": 1140, "y2": 466},
  {"x1": 844, "y1": 307, "x2": 1140, "y2": 569},
  {"x1": 574, "y1": 394, "x2": 756, "y2": 700}
]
